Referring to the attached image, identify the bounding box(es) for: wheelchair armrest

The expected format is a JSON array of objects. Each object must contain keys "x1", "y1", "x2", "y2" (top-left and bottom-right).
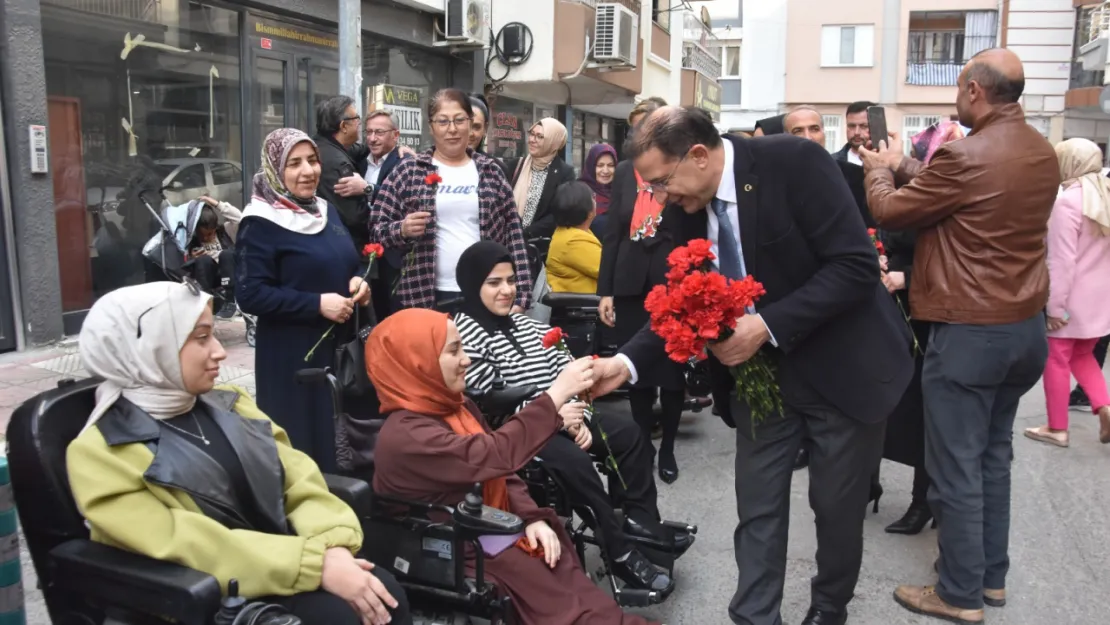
[
  {"x1": 50, "y1": 539, "x2": 222, "y2": 625},
  {"x1": 324, "y1": 473, "x2": 373, "y2": 516},
  {"x1": 451, "y1": 502, "x2": 524, "y2": 537},
  {"x1": 541, "y1": 293, "x2": 601, "y2": 309}
]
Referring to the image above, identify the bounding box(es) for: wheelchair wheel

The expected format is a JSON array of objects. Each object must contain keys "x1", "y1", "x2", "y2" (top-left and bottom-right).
[{"x1": 245, "y1": 321, "x2": 256, "y2": 348}]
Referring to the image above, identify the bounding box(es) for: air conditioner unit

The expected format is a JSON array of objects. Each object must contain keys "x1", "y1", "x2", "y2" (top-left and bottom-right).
[
  {"x1": 440, "y1": 0, "x2": 490, "y2": 48},
  {"x1": 592, "y1": 2, "x2": 639, "y2": 68}
]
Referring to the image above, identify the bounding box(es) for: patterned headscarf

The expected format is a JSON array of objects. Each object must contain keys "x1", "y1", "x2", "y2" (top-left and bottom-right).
[
  {"x1": 579, "y1": 143, "x2": 618, "y2": 215},
  {"x1": 251, "y1": 128, "x2": 321, "y2": 213},
  {"x1": 244, "y1": 128, "x2": 329, "y2": 235}
]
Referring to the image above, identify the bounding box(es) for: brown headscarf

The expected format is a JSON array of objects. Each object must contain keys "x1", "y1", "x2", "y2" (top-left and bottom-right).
[
  {"x1": 512, "y1": 118, "x2": 568, "y2": 215},
  {"x1": 365, "y1": 309, "x2": 542, "y2": 557}
]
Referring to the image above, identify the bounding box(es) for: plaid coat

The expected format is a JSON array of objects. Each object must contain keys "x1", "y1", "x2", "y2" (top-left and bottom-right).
[{"x1": 370, "y1": 148, "x2": 533, "y2": 310}]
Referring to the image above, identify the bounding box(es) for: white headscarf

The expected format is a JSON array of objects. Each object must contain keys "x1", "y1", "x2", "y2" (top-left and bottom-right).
[
  {"x1": 79, "y1": 282, "x2": 213, "y2": 432},
  {"x1": 1055, "y1": 138, "x2": 1110, "y2": 237}
]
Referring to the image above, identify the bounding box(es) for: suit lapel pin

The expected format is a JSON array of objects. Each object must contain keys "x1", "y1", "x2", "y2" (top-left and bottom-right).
[{"x1": 744, "y1": 184, "x2": 753, "y2": 192}]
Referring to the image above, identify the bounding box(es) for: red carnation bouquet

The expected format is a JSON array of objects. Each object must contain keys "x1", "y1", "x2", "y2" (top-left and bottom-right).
[
  {"x1": 305, "y1": 243, "x2": 383, "y2": 361},
  {"x1": 644, "y1": 239, "x2": 783, "y2": 425},
  {"x1": 868, "y1": 229, "x2": 919, "y2": 355},
  {"x1": 542, "y1": 328, "x2": 626, "y2": 488}
]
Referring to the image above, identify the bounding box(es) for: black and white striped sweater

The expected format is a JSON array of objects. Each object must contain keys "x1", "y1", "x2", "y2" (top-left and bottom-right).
[{"x1": 455, "y1": 312, "x2": 591, "y2": 424}]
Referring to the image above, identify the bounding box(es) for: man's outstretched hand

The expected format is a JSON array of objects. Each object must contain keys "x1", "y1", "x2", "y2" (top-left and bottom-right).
[{"x1": 591, "y1": 357, "x2": 632, "y2": 398}]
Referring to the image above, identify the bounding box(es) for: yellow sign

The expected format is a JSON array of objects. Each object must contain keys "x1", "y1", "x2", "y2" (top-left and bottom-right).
[
  {"x1": 694, "y1": 74, "x2": 722, "y2": 122},
  {"x1": 254, "y1": 21, "x2": 338, "y2": 49}
]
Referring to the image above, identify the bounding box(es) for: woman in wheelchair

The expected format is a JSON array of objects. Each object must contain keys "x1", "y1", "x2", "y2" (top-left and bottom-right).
[
  {"x1": 452, "y1": 242, "x2": 692, "y2": 594},
  {"x1": 368, "y1": 308, "x2": 663, "y2": 625},
  {"x1": 66, "y1": 282, "x2": 412, "y2": 625}
]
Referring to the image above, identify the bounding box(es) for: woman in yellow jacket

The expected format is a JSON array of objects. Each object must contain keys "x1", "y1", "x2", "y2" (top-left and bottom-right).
[
  {"x1": 66, "y1": 281, "x2": 411, "y2": 625},
  {"x1": 545, "y1": 181, "x2": 603, "y2": 294}
]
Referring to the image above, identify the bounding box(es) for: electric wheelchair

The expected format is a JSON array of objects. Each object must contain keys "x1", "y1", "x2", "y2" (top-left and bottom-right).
[
  {"x1": 7, "y1": 376, "x2": 524, "y2": 625},
  {"x1": 464, "y1": 379, "x2": 697, "y2": 609}
]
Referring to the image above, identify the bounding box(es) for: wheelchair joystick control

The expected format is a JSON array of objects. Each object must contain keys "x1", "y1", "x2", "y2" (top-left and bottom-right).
[
  {"x1": 461, "y1": 483, "x2": 484, "y2": 517},
  {"x1": 215, "y1": 579, "x2": 246, "y2": 625}
]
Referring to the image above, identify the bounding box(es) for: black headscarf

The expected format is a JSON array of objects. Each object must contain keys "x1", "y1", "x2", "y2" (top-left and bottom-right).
[
  {"x1": 456, "y1": 241, "x2": 516, "y2": 335},
  {"x1": 754, "y1": 114, "x2": 785, "y2": 136}
]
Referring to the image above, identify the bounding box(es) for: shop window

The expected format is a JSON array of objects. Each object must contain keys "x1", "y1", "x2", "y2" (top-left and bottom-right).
[
  {"x1": 363, "y1": 39, "x2": 453, "y2": 150},
  {"x1": 42, "y1": 0, "x2": 243, "y2": 312}
]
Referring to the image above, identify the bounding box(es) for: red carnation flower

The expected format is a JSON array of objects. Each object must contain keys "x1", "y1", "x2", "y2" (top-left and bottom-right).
[
  {"x1": 363, "y1": 243, "x2": 384, "y2": 258},
  {"x1": 424, "y1": 172, "x2": 443, "y2": 186},
  {"x1": 542, "y1": 327, "x2": 565, "y2": 349}
]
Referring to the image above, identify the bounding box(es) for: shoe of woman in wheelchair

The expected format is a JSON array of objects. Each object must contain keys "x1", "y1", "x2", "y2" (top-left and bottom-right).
[
  {"x1": 451, "y1": 242, "x2": 690, "y2": 590},
  {"x1": 367, "y1": 308, "x2": 662, "y2": 625},
  {"x1": 66, "y1": 283, "x2": 411, "y2": 625}
]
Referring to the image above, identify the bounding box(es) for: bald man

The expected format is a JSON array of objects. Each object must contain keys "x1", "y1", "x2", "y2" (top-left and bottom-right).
[
  {"x1": 783, "y1": 106, "x2": 825, "y2": 145},
  {"x1": 861, "y1": 48, "x2": 1058, "y2": 624}
]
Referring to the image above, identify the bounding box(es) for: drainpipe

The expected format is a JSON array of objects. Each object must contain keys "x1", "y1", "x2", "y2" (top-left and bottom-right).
[
  {"x1": 339, "y1": 0, "x2": 363, "y2": 114},
  {"x1": 879, "y1": 0, "x2": 900, "y2": 105}
]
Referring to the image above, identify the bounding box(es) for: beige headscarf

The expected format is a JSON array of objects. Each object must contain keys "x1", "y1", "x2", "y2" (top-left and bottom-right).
[
  {"x1": 512, "y1": 118, "x2": 568, "y2": 216},
  {"x1": 79, "y1": 281, "x2": 213, "y2": 432},
  {"x1": 1055, "y1": 138, "x2": 1110, "y2": 236}
]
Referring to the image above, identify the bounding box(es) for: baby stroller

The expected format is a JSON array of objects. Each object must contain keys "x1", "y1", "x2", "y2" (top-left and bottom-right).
[{"x1": 139, "y1": 193, "x2": 258, "y2": 347}]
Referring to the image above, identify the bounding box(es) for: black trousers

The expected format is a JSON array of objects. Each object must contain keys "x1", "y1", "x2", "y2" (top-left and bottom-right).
[
  {"x1": 536, "y1": 410, "x2": 659, "y2": 558},
  {"x1": 729, "y1": 378, "x2": 886, "y2": 625},
  {"x1": 191, "y1": 251, "x2": 235, "y2": 296},
  {"x1": 924, "y1": 318, "x2": 1047, "y2": 610},
  {"x1": 262, "y1": 567, "x2": 412, "y2": 625}
]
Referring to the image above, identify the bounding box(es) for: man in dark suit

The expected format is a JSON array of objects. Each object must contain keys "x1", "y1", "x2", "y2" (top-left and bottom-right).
[{"x1": 593, "y1": 106, "x2": 914, "y2": 625}]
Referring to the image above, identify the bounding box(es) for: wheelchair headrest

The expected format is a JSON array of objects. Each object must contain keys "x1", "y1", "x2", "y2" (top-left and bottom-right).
[
  {"x1": 7, "y1": 378, "x2": 102, "y2": 553},
  {"x1": 541, "y1": 293, "x2": 601, "y2": 309}
]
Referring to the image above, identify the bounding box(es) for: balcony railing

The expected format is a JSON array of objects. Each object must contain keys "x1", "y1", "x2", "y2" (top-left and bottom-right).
[
  {"x1": 906, "y1": 61, "x2": 962, "y2": 86},
  {"x1": 42, "y1": 0, "x2": 161, "y2": 21},
  {"x1": 1072, "y1": 4, "x2": 1107, "y2": 89},
  {"x1": 682, "y1": 42, "x2": 721, "y2": 78}
]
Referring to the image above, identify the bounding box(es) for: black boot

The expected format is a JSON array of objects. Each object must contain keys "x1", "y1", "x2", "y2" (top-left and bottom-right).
[
  {"x1": 793, "y1": 447, "x2": 809, "y2": 471},
  {"x1": 868, "y1": 476, "x2": 883, "y2": 514},
  {"x1": 884, "y1": 500, "x2": 935, "y2": 535},
  {"x1": 610, "y1": 549, "x2": 675, "y2": 597},
  {"x1": 1070, "y1": 386, "x2": 1091, "y2": 408}
]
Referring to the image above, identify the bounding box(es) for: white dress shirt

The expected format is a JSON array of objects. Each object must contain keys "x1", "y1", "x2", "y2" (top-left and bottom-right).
[
  {"x1": 365, "y1": 153, "x2": 387, "y2": 186},
  {"x1": 618, "y1": 139, "x2": 775, "y2": 383}
]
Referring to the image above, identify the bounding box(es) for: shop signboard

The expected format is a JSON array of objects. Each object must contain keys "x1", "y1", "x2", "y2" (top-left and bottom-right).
[
  {"x1": 488, "y1": 96, "x2": 534, "y2": 161},
  {"x1": 369, "y1": 84, "x2": 424, "y2": 149},
  {"x1": 694, "y1": 74, "x2": 722, "y2": 122}
]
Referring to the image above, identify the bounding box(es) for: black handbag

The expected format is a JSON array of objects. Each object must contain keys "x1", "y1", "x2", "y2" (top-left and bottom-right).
[
  {"x1": 331, "y1": 303, "x2": 384, "y2": 474},
  {"x1": 333, "y1": 303, "x2": 375, "y2": 398}
]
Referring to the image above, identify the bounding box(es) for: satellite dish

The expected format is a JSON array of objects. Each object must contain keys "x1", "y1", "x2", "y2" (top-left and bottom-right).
[{"x1": 701, "y1": 6, "x2": 711, "y2": 26}]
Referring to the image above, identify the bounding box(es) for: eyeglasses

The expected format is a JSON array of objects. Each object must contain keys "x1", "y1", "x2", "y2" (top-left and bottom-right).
[
  {"x1": 528, "y1": 130, "x2": 545, "y2": 141},
  {"x1": 343, "y1": 115, "x2": 361, "y2": 123},
  {"x1": 366, "y1": 128, "x2": 397, "y2": 138},
  {"x1": 432, "y1": 116, "x2": 471, "y2": 129},
  {"x1": 647, "y1": 150, "x2": 690, "y2": 196}
]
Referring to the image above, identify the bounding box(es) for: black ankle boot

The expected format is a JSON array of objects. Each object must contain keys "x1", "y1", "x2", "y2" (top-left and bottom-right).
[
  {"x1": 658, "y1": 448, "x2": 678, "y2": 484},
  {"x1": 868, "y1": 478, "x2": 883, "y2": 514},
  {"x1": 884, "y1": 500, "x2": 934, "y2": 535}
]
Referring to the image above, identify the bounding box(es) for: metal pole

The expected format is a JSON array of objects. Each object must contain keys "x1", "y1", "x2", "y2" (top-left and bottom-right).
[{"x1": 339, "y1": 0, "x2": 363, "y2": 115}]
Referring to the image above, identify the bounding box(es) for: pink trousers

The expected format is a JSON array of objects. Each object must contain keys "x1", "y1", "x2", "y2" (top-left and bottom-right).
[{"x1": 1044, "y1": 337, "x2": 1110, "y2": 430}]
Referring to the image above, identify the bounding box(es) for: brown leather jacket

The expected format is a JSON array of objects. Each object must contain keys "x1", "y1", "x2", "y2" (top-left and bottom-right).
[{"x1": 865, "y1": 104, "x2": 1060, "y2": 325}]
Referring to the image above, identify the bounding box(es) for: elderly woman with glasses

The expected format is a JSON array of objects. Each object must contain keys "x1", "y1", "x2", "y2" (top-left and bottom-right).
[{"x1": 370, "y1": 88, "x2": 533, "y2": 314}]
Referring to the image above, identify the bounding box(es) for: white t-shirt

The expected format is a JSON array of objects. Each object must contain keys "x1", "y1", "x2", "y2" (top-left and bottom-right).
[{"x1": 433, "y1": 158, "x2": 482, "y2": 291}]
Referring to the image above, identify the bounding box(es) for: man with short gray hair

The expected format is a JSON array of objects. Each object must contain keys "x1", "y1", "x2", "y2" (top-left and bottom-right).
[
  {"x1": 314, "y1": 95, "x2": 372, "y2": 250},
  {"x1": 364, "y1": 110, "x2": 402, "y2": 191}
]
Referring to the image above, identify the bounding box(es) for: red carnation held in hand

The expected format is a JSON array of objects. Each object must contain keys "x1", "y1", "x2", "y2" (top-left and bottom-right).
[
  {"x1": 542, "y1": 327, "x2": 566, "y2": 349},
  {"x1": 363, "y1": 243, "x2": 384, "y2": 258},
  {"x1": 424, "y1": 172, "x2": 443, "y2": 186}
]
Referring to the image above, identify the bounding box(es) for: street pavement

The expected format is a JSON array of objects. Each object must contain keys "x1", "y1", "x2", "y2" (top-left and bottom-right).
[{"x1": 1, "y1": 317, "x2": 1106, "y2": 625}]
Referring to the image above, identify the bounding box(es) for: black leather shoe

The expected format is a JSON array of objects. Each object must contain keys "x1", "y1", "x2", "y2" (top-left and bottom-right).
[
  {"x1": 1070, "y1": 388, "x2": 1090, "y2": 408},
  {"x1": 611, "y1": 549, "x2": 675, "y2": 597},
  {"x1": 658, "y1": 449, "x2": 679, "y2": 484},
  {"x1": 623, "y1": 517, "x2": 694, "y2": 553},
  {"x1": 794, "y1": 447, "x2": 809, "y2": 471},
  {"x1": 885, "y1": 500, "x2": 934, "y2": 535},
  {"x1": 801, "y1": 607, "x2": 847, "y2": 625}
]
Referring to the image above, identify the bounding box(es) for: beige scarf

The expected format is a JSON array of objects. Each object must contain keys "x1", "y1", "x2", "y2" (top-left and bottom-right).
[
  {"x1": 512, "y1": 118, "x2": 568, "y2": 216},
  {"x1": 79, "y1": 282, "x2": 213, "y2": 432},
  {"x1": 1056, "y1": 138, "x2": 1110, "y2": 236}
]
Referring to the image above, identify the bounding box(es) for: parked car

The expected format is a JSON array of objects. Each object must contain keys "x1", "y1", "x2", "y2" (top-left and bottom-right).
[{"x1": 153, "y1": 158, "x2": 244, "y2": 206}]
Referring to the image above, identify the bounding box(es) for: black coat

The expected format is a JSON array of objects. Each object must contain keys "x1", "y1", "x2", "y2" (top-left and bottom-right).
[
  {"x1": 619, "y1": 134, "x2": 914, "y2": 427},
  {"x1": 315, "y1": 134, "x2": 371, "y2": 249},
  {"x1": 506, "y1": 156, "x2": 577, "y2": 239}
]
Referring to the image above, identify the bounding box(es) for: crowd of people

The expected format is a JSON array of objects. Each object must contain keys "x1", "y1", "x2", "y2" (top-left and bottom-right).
[{"x1": 61, "y1": 45, "x2": 1110, "y2": 625}]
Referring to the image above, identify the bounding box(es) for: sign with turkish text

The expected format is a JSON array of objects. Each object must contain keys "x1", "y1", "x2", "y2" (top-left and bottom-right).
[
  {"x1": 488, "y1": 96, "x2": 534, "y2": 161},
  {"x1": 370, "y1": 84, "x2": 424, "y2": 149},
  {"x1": 694, "y1": 74, "x2": 722, "y2": 122}
]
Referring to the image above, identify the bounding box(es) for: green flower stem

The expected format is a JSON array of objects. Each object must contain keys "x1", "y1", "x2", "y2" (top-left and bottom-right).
[
  {"x1": 894, "y1": 296, "x2": 922, "y2": 356},
  {"x1": 305, "y1": 254, "x2": 377, "y2": 362},
  {"x1": 729, "y1": 350, "x2": 785, "y2": 438}
]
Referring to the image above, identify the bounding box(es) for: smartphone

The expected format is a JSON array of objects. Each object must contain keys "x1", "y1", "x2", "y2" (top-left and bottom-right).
[{"x1": 867, "y1": 106, "x2": 889, "y2": 151}]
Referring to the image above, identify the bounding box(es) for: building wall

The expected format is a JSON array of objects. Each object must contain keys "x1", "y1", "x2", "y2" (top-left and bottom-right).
[
  {"x1": 1007, "y1": 0, "x2": 1074, "y2": 129},
  {"x1": 733, "y1": 0, "x2": 785, "y2": 126},
  {"x1": 643, "y1": 2, "x2": 674, "y2": 100},
  {"x1": 785, "y1": 0, "x2": 884, "y2": 105},
  {"x1": 490, "y1": 0, "x2": 557, "y2": 82}
]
